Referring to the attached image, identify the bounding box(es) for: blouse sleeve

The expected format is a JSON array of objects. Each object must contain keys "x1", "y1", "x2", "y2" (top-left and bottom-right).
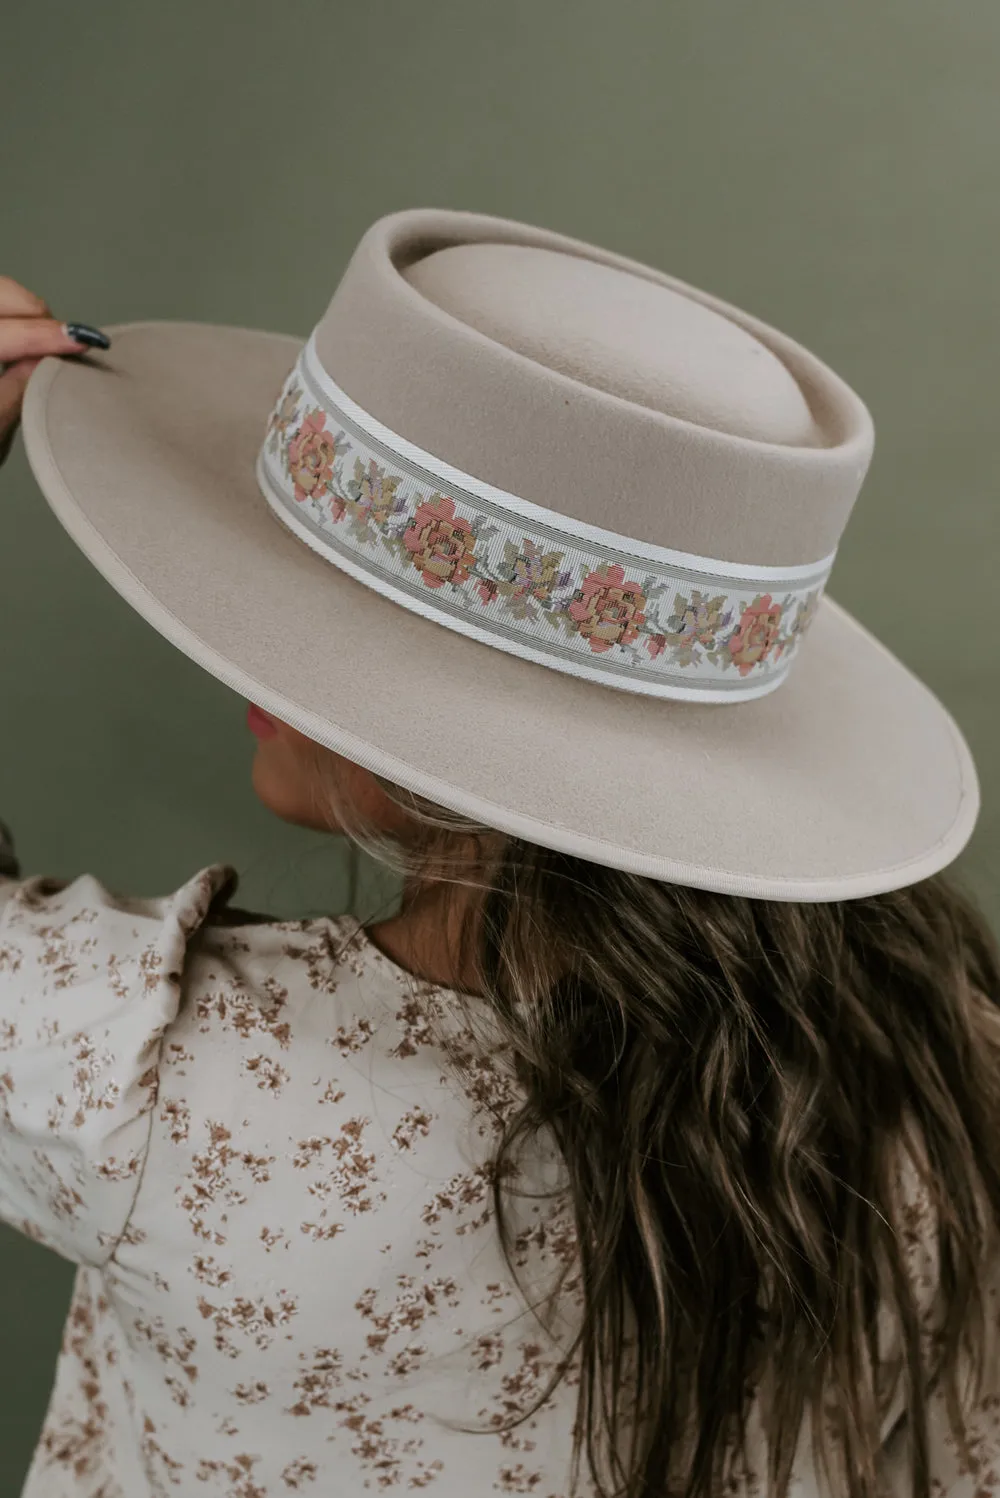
[{"x1": 0, "y1": 829, "x2": 236, "y2": 1268}]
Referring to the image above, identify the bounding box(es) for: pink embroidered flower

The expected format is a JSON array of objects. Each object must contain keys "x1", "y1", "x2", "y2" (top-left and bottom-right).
[
  {"x1": 403, "y1": 496, "x2": 478, "y2": 589},
  {"x1": 646, "y1": 634, "x2": 667, "y2": 660},
  {"x1": 728, "y1": 595, "x2": 784, "y2": 676},
  {"x1": 476, "y1": 579, "x2": 499, "y2": 606},
  {"x1": 287, "y1": 410, "x2": 338, "y2": 504},
  {"x1": 567, "y1": 564, "x2": 647, "y2": 654}
]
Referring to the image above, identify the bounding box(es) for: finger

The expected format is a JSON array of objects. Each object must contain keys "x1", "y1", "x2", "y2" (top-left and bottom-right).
[
  {"x1": 0, "y1": 357, "x2": 41, "y2": 466},
  {"x1": 0, "y1": 317, "x2": 104, "y2": 363},
  {"x1": 0, "y1": 276, "x2": 50, "y2": 318}
]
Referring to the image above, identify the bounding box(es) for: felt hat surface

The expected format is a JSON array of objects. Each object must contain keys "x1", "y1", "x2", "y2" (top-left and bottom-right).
[{"x1": 20, "y1": 208, "x2": 979, "y2": 900}]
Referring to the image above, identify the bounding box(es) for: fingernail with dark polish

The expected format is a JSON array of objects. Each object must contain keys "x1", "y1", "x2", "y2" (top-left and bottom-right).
[{"x1": 64, "y1": 322, "x2": 111, "y2": 350}]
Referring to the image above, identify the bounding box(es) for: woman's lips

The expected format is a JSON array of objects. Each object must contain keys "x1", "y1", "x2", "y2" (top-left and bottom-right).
[{"x1": 246, "y1": 703, "x2": 279, "y2": 740}]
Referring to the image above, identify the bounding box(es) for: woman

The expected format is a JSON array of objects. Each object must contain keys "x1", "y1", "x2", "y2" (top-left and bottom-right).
[{"x1": 1, "y1": 208, "x2": 999, "y2": 1498}]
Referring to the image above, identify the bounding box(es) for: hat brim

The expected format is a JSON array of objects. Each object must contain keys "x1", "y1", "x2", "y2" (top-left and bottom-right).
[{"x1": 20, "y1": 320, "x2": 978, "y2": 902}]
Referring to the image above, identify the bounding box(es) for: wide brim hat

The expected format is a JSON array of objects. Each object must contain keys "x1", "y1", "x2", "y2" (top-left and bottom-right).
[{"x1": 20, "y1": 207, "x2": 978, "y2": 902}]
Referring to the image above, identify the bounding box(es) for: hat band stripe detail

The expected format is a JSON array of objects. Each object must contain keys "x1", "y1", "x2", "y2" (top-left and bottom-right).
[{"x1": 255, "y1": 338, "x2": 835, "y2": 703}]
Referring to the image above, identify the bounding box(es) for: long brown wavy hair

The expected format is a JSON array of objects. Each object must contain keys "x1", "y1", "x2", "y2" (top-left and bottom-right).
[{"x1": 304, "y1": 747, "x2": 1000, "y2": 1498}]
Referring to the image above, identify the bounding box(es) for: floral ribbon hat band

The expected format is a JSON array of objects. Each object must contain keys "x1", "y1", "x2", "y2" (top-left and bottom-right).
[{"x1": 257, "y1": 334, "x2": 836, "y2": 705}]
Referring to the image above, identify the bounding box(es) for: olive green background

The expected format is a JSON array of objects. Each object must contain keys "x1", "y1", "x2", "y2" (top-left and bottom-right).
[{"x1": 0, "y1": 0, "x2": 998, "y2": 1489}]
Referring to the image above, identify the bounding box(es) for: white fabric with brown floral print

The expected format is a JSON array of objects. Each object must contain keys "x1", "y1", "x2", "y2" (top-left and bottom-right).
[{"x1": 0, "y1": 862, "x2": 999, "y2": 1496}]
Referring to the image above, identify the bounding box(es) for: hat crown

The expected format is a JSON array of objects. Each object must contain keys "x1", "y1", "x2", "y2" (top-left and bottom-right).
[
  {"x1": 314, "y1": 209, "x2": 874, "y2": 571},
  {"x1": 402, "y1": 242, "x2": 823, "y2": 449}
]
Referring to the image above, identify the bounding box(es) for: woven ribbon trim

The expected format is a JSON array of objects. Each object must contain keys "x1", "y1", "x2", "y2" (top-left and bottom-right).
[{"x1": 255, "y1": 335, "x2": 834, "y2": 702}]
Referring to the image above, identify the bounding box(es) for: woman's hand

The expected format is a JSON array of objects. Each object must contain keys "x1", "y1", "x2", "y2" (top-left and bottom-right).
[{"x1": 0, "y1": 277, "x2": 110, "y2": 468}]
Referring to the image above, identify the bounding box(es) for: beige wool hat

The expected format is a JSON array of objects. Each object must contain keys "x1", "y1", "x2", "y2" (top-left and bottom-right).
[{"x1": 20, "y1": 207, "x2": 978, "y2": 901}]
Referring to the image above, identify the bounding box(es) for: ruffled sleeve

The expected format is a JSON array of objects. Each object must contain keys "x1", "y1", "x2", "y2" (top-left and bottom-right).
[{"x1": 0, "y1": 837, "x2": 236, "y2": 1268}]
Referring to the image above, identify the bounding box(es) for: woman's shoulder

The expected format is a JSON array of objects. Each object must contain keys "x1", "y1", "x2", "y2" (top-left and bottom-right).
[
  {"x1": 0, "y1": 851, "x2": 481, "y2": 1070},
  {"x1": 0, "y1": 860, "x2": 378, "y2": 1044},
  {"x1": 0, "y1": 860, "x2": 240, "y2": 980},
  {"x1": 0, "y1": 857, "x2": 365, "y2": 978}
]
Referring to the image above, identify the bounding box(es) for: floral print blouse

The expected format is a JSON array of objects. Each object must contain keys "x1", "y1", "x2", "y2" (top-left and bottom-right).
[{"x1": 0, "y1": 841, "x2": 999, "y2": 1497}]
